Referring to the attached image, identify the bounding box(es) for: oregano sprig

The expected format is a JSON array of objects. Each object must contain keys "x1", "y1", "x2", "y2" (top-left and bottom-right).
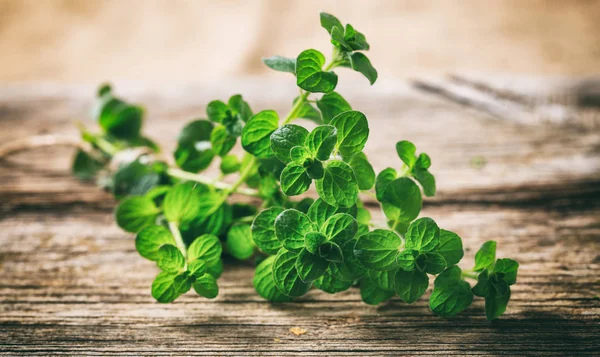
[{"x1": 70, "y1": 12, "x2": 518, "y2": 320}]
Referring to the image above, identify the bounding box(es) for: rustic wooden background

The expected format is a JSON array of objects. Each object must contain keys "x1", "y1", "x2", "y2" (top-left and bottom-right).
[{"x1": 1, "y1": 75, "x2": 599, "y2": 356}]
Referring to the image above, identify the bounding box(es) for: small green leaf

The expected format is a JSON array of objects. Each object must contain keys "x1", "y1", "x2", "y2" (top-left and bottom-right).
[
  {"x1": 305, "y1": 232, "x2": 327, "y2": 254},
  {"x1": 306, "y1": 125, "x2": 337, "y2": 161},
  {"x1": 381, "y1": 177, "x2": 422, "y2": 223},
  {"x1": 395, "y1": 141, "x2": 417, "y2": 168},
  {"x1": 151, "y1": 271, "x2": 181, "y2": 303},
  {"x1": 135, "y1": 225, "x2": 175, "y2": 261},
  {"x1": 157, "y1": 244, "x2": 185, "y2": 272},
  {"x1": 253, "y1": 256, "x2": 293, "y2": 302},
  {"x1": 349, "y1": 52, "x2": 377, "y2": 85},
  {"x1": 242, "y1": 110, "x2": 279, "y2": 158},
  {"x1": 97, "y1": 99, "x2": 143, "y2": 139},
  {"x1": 347, "y1": 152, "x2": 375, "y2": 190},
  {"x1": 485, "y1": 287, "x2": 511, "y2": 321},
  {"x1": 193, "y1": 274, "x2": 219, "y2": 299},
  {"x1": 296, "y1": 248, "x2": 329, "y2": 282},
  {"x1": 206, "y1": 100, "x2": 229, "y2": 123},
  {"x1": 112, "y1": 159, "x2": 162, "y2": 198},
  {"x1": 251, "y1": 207, "x2": 284, "y2": 255},
  {"x1": 188, "y1": 259, "x2": 207, "y2": 278},
  {"x1": 228, "y1": 94, "x2": 253, "y2": 122},
  {"x1": 474, "y1": 241, "x2": 497, "y2": 272},
  {"x1": 115, "y1": 196, "x2": 160, "y2": 233},
  {"x1": 493, "y1": 258, "x2": 519, "y2": 285},
  {"x1": 369, "y1": 268, "x2": 397, "y2": 291},
  {"x1": 162, "y1": 182, "x2": 202, "y2": 224},
  {"x1": 290, "y1": 146, "x2": 311, "y2": 164},
  {"x1": 306, "y1": 160, "x2": 324, "y2": 180},
  {"x1": 187, "y1": 234, "x2": 222, "y2": 266},
  {"x1": 207, "y1": 259, "x2": 223, "y2": 279},
  {"x1": 316, "y1": 160, "x2": 359, "y2": 208},
  {"x1": 296, "y1": 49, "x2": 338, "y2": 93},
  {"x1": 396, "y1": 249, "x2": 419, "y2": 271},
  {"x1": 330, "y1": 238, "x2": 367, "y2": 281},
  {"x1": 405, "y1": 217, "x2": 440, "y2": 252},
  {"x1": 72, "y1": 150, "x2": 103, "y2": 180},
  {"x1": 226, "y1": 224, "x2": 255, "y2": 260},
  {"x1": 263, "y1": 56, "x2": 296, "y2": 74},
  {"x1": 322, "y1": 213, "x2": 357, "y2": 245},
  {"x1": 317, "y1": 92, "x2": 351, "y2": 124},
  {"x1": 421, "y1": 253, "x2": 447, "y2": 274},
  {"x1": 429, "y1": 266, "x2": 473, "y2": 317},
  {"x1": 280, "y1": 164, "x2": 311, "y2": 196},
  {"x1": 395, "y1": 268, "x2": 429, "y2": 304},
  {"x1": 436, "y1": 229, "x2": 464, "y2": 266},
  {"x1": 272, "y1": 249, "x2": 311, "y2": 297},
  {"x1": 295, "y1": 198, "x2": 315, "y2": 214},
  {"x1": 320, "y1": 12, "x2": 343, "y2": 34},
  {"x1": 174, "y1": 120, "x2": 215, "y2": 172},
  {"x1": 329, "y1": 111, "x2": 369, "y2": 158},
  {"x1": 220, "y1": 154, "x2": 241, "y2": 174},
  {"x1": 210, "y1": 125, "x2": 236, "y2": 157},
  {"x1": 307, "y1": 198, "x2": 357, "y2": 230},
  {"x1": 294, "y1": 97, "x2": 322, "y2": 124},
  {"x1": 359, "y1": 277, "x2": 395, "y2": 305},
  {"x1": 270, "y1": 124, "x2": 310, "y2": 163},
  {"x1": 318, "y1": 241, "x2": 344, "y2": 263},
  {"x1": 416, "y1": 153, "x2": 431, "y2": 169},
  {"x1": 354, "y1": 229, "x2": 401, "y2": 271},
  {"x1": 414, "y1": 168, "x2": 436, "y2": 197},
  {"x1": 314, "y1": 269, "x2": 353, "y2": 294},
  {"x1": 375, "y1": 167, "x2": 397, "y2": 201},
  {"x1": 274, "y1": 209, "x2": 315, "y2": 252}
]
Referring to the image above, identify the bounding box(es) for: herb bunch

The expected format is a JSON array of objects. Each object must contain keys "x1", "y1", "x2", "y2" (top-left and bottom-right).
[{"x1": 72, "y1": 12, "x2": 518, "y2": 320}]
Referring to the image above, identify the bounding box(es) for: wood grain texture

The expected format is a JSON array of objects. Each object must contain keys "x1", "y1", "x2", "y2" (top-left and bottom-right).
[{"x1": 0, "y1": 79, "x2": 599, "y2": 356}]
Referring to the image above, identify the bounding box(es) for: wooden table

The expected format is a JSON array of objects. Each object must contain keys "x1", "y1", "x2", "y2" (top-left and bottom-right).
[{"x1": 1, "y1": 76, "x2": 599, "y2": 356}]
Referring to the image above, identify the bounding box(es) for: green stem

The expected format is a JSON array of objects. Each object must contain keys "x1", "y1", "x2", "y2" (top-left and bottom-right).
[
  {"x1": 282, "y1": 91, "x2": 310, "y2": 125},
  {"x1": 461, "y1": 271, "x2": 479, "y2": 280},
  {"x1": 168, "y1": 221, "x2": 187, "y2": 266},
  {"x1": 95, "y1": 136, "x2": 119, "y2": 156},
  {"x1": 166, "y1": 167, "x2": 260, "y2": 197},
  {"x1": 225, "y1": 154, "x2": 257, "y2": 196}
]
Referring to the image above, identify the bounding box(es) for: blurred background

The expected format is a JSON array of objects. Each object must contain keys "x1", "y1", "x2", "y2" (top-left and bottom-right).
[{"x1": 1, "y1": 0, "x2": 599, "y2": 83}]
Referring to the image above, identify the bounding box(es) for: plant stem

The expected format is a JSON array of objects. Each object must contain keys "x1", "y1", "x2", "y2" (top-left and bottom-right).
[
  {"x1": 282, "y1": 91, "x2": 310, "y2": 125},
  {"x1": 166, "y1": 167, "x2": 260, "y2": 197},
  {"x1": 168, "y1": 221, "x2": 187, "y2": 266},
  {"x1": 461, "y1": 271, "x2": 479, "y2": 280},
  {"x1": 225, "y1": 154, "x2": 257, "y2": 196}
]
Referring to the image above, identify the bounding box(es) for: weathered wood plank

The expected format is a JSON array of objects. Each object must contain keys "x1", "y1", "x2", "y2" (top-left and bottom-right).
[{"x1": 1, "y1": 81, "x2": 599, "y2": 356}]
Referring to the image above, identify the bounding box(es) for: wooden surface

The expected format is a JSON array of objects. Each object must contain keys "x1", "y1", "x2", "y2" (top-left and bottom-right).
[{"x1": 1, "y1": 77, "x2": 599, "y2": 356}]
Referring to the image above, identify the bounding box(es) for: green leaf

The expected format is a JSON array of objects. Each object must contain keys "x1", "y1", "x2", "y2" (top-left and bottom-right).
[
  {"x1": 296, "y1": 248, "x2": 329, "y2": 282},
  {"x1": 318, "y1": 241, "x2": 344, "y2": 263},
  {"x1": 272, "y1": 249, "x2": 311, "y2": 297},
  {"x1": 151, "y1": 271, "x2": 182, "y2": 303},
  {"x1": 306, "y1": 160, "x2": 324, "y2": 180},
  {"x1": 270, "y1": 124, "x2": 309, "y2": 163},
  {"x1": 135, "y1": 225, "x2": 175, "y2": 261},
  {"x1": 183, "y1": 201, "x2": 231, "y2": 240},
  {"x1": 330, "y1": 238, "x2": 367, "y2": 281},
  {"x1": 174, "y1": 120, "x2": 215, "y2": 172},
  {"x1": 493, "y1": 258, "x2": 519, "y2": 285},
  {"x1": 375, "y1": 167, "x2": 397, "y2": 201},
  {"x1": 296, "y1": 49, "x2": 338, "y2": 93},
  {"x1": 395, "y1": 269, "x2": 429, "y2": 304},
  {"x1": 349, "y1": 52, "x2": 377, "y2": 85},
  {"x1": 193, "y1": 274, "x2": 219, "y2": 299},
  {"x1": 322, "y1": 213, "x2": 357, "y2": 245},
  {"x1": 396, "y1": 249, "x2": 419, "y2": 271},
  {"x1": 304, "y1": 232, "x2": 327, "y2": 254},
  {"x1": 295, "y1": 198, "x2": 315, "y2": 214},
  {"x1": 97, "y1": 98, "x2": 143, "y2": 140},
  {"x1": 294, "y1": 97, "x2": 322, "y2": 124},
  {"x1": 369, "y1": 268, "x2": 398, "y2": 291},
  {"x1": 157, "y1": 244, "x2": 185, "y2": 272},
  {"x1": 405, "y1": 217, "x2": 440, "y2": 252},
  {"x1": 187, "y1": 234, "x2": 222, "y2": 266},
  {"x1": 207, "y1": 259, "x2": 224, "y2": 279},
  {"x1": 220, "y1": 154, "x2": 241, "y2": 174},
  {"x1": 274, "y1": 209, "x2": 315, "y2": 252},
  {"x1": 473, "y1": 241, "x2": 497, "y2": 272},
  {"x1": 421, "y1": 253, "x2": 447, "y2": 274},
  {"x1": 307, "y1": 198, "x2": 357, "y2": 230},
  {"x1": 115, "y1": 196, "x2": 160, "y2": 233},
  {"x1": 347, "y1": 152, "x2": 375, "y2": 190},
  {"x1": 429, "y1": 266, "x2": 473, "y2": 317},
  {"x1": 416, "y1": 153, "x2": 431, "y2": 169},
  {"x1": 251, "y1": 207, "x2": 284, "y2": 255},
  {"x1": 354, "y1": 229, "x2": 401, "y2": 271},
  {"x1": 188, "y1": 259, "x2": 207, "y2": 278},
  {"x1": 316, "y1": 160, "x2": 359, "y2": 207},
  {"x1": 414, "y1": 169, "x2": 436, "y2": 197},
  {"x1": 317, "y1": 92, "x2": 351, "y2": 124},
  {"x1": 226, "y1": 224, "x2": 255, "y2": 260},
  {"x1": 206, "y1": 100, "x2": 229, "y2": 123},
  {"x1": 253, "y1": 256, "x2": 293, "y2": 302},
  {"x1": 395, "y1": 141, "x2": 417, "y2": 168},
  {"x1": 72, "y1": 150, "x2": 103, "y2": 180},
  {"x1": 280, "y1": 164, "x2": 311, "y2": 196},
  {"x1": 289, "y1": 146, "x2": 311, "y2": 164},
  {"x1": 436, "y1": 229, "x2": 464, "y2": 266},
  {"x1": 242, "y1": 110, "x2": 279, "y2": 158},
  {"x1": 306, "y1": 125, "x2": 337, "y2": 161},
  {"x1": 381, "y1": 177, "x2": 422, "y2": 223},
  {"x1": 228, "y1": 94, "x2": 253, "y2": 122},
  {"x1": 162, "y1": 182, "x2": 202, "y2": 224},
  {"x1": 359, "y1": 277, "x2": 395, "y2": 305},
  {"x1": 112, "y1": 159, "x2": 162, "y2": 198},
  {"x1": 263, "y1": 56, "x2": 296, "y2": 74},
  {"x1": 210, "y1": 125, "x2": 236, "y2": 157},
  {"x1": 320, "y1": 12, "x2": 343, "y2": 34},
  {"x1": 314, "y1": 269, "x2": 353, "y2": 294},
  {"x1": 485, "y1": 287, "x2": 511, "y2": 321},
  {"x1": 329, "y1": 111, "x2": 369, "y2": 158}
]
